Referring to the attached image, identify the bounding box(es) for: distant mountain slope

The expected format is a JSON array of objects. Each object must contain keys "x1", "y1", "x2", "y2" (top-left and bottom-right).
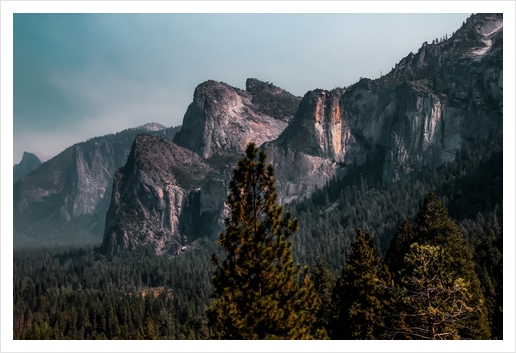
[
  {"x1": 13, "y1": 124, "x2": 181, "y2": 247},
  {"x1": 13, "y1": 151, "x2": 51, "y2": 182},
  {"x1": 16, "y1": 14, "x2": 503, "y2": 251}
]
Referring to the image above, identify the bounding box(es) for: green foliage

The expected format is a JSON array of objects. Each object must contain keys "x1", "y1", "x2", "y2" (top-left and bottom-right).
[
  {"x1": 289, "y1": 135, "x2": 502, "y2": 273},
  {"x1": 13, "y1": 135, "x2": 502, "y2": 340},
  {"x1": 384, "y1": 220, "x2": 416, "y2": 282},
  {"x1": 13, "y1": 240, "x2": 217, "y2": 340},
  {"x1": 331, "y1": 230, "x2": 393, "y2": 340},
  {"x1": 207, "y1": 142, "x2": 320, "y2": 339},
  {"x1": 395, "y1": 243, "x2": 478, "y2": 340},
  {"x1": 387, "y1": 192, "x2": 490, "y2": 339},
  {"x1": 311, "y1": 259, "x2": 337, "y2": 337},
  {"x1": 251, "y1": 91, "x2": 301, "y2": 121}
]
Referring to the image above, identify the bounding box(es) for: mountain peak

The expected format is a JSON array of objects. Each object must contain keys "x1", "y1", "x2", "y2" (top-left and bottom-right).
[
  {"x1": 101, "y1": 134, "x2": 216, "y2": 255},
  {"x1": 13, "y1": 151, "x2": 52, "y2": 182},
  {"x1": 246, "y1": 78, "x2": 287, "y2": 96},
  {"x1": 135, "y1": 122, "x2": 166, "y2": 131},
  {"x1": 173, "y1": 79, "x2": 291, "y2": 158}
]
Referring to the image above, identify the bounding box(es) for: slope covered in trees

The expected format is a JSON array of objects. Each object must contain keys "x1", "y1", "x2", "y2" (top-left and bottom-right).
[{"x1": 13, "y1": 133, "x2": 502, "y2": 340}]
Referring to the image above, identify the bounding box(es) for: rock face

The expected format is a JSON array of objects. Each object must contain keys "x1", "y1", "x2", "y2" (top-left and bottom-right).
[
  {"x1": 13, "y1": 151, "x2": 51, "y2": 182},
  {"x1": 173, "y1": 79, "x2": 301, "y2": 158},
  {"x1": 264, "y1": 13, "x2": 503, "y2": 201},
  {"x1": 101, "y1": 134, "x2": 218, "y2": 255},
  {"x1": 13, "y1": 124, "x2": 180, "y2": 247},
  {"x1": 262, "y1": 89, "x2": 360, "y2": 203}
]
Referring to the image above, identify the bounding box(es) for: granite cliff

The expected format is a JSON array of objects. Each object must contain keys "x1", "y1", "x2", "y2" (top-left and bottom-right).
[
  {"x1": 101, "y1": 134, "x2": 220, "y2": 255},
  {"x1": 15, "y1": 14, "x2": 503, "y2": 252},
  {"x1": 173, "y1": 79, "x2": 301, "y2": 158},
  {"x1": 264, "y1": 13, "x2": 503, "y2": 201}
]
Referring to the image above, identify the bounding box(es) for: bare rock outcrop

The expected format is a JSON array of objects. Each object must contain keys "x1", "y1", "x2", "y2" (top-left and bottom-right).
[
  {"x1": 173, "y1": 79, "x2": 300, "y2": 158},
  {"x1": 101, "y1": 134, "x2": 221, "y2": 255}
]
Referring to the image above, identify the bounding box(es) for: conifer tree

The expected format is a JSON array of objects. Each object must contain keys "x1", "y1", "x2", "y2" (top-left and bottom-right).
[
  {"x1": 388, "y1": 192, "x2": 490, "y2": 339},
  {"x1": 312, "y1": 258, "x2": 337, "y2": 337},
  {"x1": 396, "y1": 243, "x2": 479, "y2": 339},
  {"x1": 207, "y1": 142, "x2": 320, "y2": 340},
  {"x1": 385, "y1": 220, "x2": 416, "y2": 283},
  {"x1": 414, "y1": 192, "x2": 490, "y2": 339},
  {"x1": 331, "y1": 229, "x2": 393, "y2": 340}
]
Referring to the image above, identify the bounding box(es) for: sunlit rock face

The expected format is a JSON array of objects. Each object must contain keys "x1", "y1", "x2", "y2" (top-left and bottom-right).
[
  {"x1": 16, "y1": 14, "x2": 503, "y2": 252},
  {"x1": 173, "y1": 79, "x2": 300, "y2": 158},
  {"x1": 265, "y1": 13, "x2": 502, "y2": 198}
]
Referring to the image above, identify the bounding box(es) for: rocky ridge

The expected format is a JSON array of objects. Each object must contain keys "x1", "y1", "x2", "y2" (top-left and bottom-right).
[
  {"x1": 173, "y1": 79, "x2": 301, "y2": 159},
  {"x1": 102, "y1": 15, "x2": 503, "y2": 255},
  {"x1": 13, "y1": 124, "x2": 181, "y2": 246},
  {"x1": 14, "y1": 15, "x2": 503, "y2": 252},
  {"x1": 263, "y1": 13, "x2": 503, "y2": 200}
]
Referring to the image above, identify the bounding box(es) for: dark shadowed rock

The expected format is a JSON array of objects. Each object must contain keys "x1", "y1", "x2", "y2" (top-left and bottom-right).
[
  {"x1": 101, "y1": 134, "x2": 231, "y2": 256},
  {"x1": 13, "y1": 124, "x2": 181, "y2": 247}
]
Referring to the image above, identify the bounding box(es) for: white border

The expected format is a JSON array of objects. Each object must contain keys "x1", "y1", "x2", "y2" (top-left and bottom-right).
[{"x1": 2, "y1": 1, "x2": 515, "y2": 352}]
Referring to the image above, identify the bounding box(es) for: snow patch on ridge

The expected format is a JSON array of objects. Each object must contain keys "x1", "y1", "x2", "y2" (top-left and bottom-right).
[{"x1": 136, "y1": 122, "x2": 166, "y2": 131}]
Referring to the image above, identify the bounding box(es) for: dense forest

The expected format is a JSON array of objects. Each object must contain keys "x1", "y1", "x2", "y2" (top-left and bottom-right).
[{"x1": 13, "y1": 133, "x2": 502, "y2": 340}]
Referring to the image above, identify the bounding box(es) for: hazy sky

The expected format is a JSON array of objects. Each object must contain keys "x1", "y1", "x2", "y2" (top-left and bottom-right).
[{"x1": 13, "y1": 13, "x2": 471, "y2": 164}]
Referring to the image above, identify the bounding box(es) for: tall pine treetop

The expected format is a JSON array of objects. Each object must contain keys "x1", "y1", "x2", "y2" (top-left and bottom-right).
[{"x1": 207, "y1": 142, "x2": 320, "y2": 340}]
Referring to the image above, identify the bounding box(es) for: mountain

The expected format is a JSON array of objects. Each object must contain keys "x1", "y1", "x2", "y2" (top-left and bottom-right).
[
  {"x1": 101, "y1": 78, "x2": 302, "y2": 254},
  {"x1": 13, "y1": 124, "x2": 181, "y2": 247},
  {"x1": 13, "y1": 151, "x2": 52, "y2": 182},
  {"x1": 101, "y1": 134, "x2": 223, "y2": 255},
  {"x1": 264, "y1": 13, "x2": 503, "y2": 202},
  {"x1": 173, "y1": 78, "x2": 301, "y2": 158},
  {"x1": 103, "y1": 14, "x2": 502, "y2": 255},
  {"x1": 15, "y1": 14, "x2": 503, "y2": 252}
]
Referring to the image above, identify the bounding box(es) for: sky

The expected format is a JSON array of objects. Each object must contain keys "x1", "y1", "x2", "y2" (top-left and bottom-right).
[{"x1": 11, "y1": 12, "x2": 473, "y2": 164}]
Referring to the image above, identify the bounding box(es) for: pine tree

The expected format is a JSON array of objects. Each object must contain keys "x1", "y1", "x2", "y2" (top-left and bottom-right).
[
  {"x1": 207, "y1": 142, "x2": 320, "y2": 340},
  {"x1": 331, "y1": 229, "x2": 392, "y2": 340},
  {"x1": 389, "y1": 192, "x2": 490, "y2": 339},
  {"x1": 311, "y1": 258, "x2": 337, "y2": 337},
  {"x1": 385, "y1": 220, "x2": 416, "y2": 283},
  {"x1": 396, "y1": 243, "x2": 479, "y2": 339},
  {"x1": 414, "y1": 192, "x2": 490, "y2": 339}
]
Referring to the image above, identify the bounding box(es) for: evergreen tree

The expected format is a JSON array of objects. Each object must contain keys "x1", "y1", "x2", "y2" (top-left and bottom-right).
[
  {"x1": 384, "y1": 220, "x2": 416, "y2": 283},
  {"x1": 414, "y1": 192, "x2": 490, "y2": 339},
  {"x1": 396, "y1": 243, "x2": 479, "y2": 340},
  {"x1": 390, "y1": 192, "x2": 490, "y2": 339},
  {"x1": 207, "y1": 142, "x2": 320, "y2": 340},
  {"x1": 331, "y1": 229, "x2": 392, "y2": 340},
  {"x1": 311, "y1": 258, "x2": 337, "y2": 337}
]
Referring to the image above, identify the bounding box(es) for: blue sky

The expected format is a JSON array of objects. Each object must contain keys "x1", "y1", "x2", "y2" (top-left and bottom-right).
[{"x1": 13, "y1": 13, "x2": 471, "y2": 163}]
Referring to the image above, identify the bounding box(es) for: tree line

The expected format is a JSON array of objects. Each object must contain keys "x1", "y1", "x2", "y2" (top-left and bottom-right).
[
  {"x1": 13, "y1": 135, "x2": 502, "y2": 339},
  {"x1": 206, "y1": 143, "x2": 499, "y2": 339}
]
